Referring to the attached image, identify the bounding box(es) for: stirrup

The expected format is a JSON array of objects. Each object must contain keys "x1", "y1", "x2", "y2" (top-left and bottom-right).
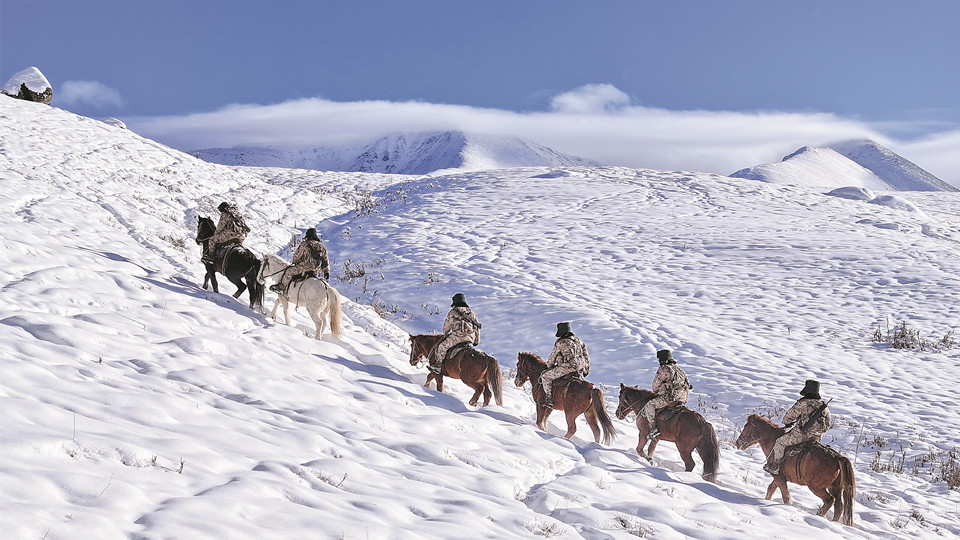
[
  {"x1": 269, "y1": 283, "x2": 283, "y2": 293},
  {"x1": 763, "y1": 462, "x2": 780, "y2": 475},
  {"x1": 647, "y1": 428, "x2": 661, "y2": 440},
  {"x1": 427, "y1": 364, "x2": 442, "y2": 375},
  {"x1": 538, "y1": 399, "x2": 554, "y2": 409}
]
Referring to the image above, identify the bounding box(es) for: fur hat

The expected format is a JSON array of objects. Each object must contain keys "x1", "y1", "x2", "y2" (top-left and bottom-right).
[
  {"x1": 451, "y1": 293, "x2": 468, "y2": 307},
  {"x1": 555, "y1": 322, "x2": 573, "y2": 338},
  {"x1": 657, "y1": 349, "x2": 674, "y2": 365},
  {"x1": 304, "y1": 228, "x2": 319, "y2": 241},
  {"x1": 218, "y1": 202, "x2": 230, "y2": 212},
  {"x1": 800, "y1": 379, "x2": 821, "y2": 398}
]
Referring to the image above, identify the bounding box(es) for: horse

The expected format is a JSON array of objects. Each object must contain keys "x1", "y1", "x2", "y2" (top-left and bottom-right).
[
  {"x1": 513, "y1": 352, "x2": 616, "y2": 445},
  {"x1": 408, "y1": 334, "x2": 503, "y2": 407},
  {"x1": 735, "y1": 414, "x2": 856, "y2": 525},
  {"x1": 615, "y1": 384, "x2": 720, "y2": 481},
  {"x1": 195, "y1": 216, "x2": 264, "y2": 310},
  {"x1": 257, "y1": 253, "x2": 342, "y2": 340}
]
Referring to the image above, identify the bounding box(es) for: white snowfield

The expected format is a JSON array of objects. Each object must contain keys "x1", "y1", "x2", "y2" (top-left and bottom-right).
[{"x1": 2, "y1": 96, "x2": 959, "y2": 539}]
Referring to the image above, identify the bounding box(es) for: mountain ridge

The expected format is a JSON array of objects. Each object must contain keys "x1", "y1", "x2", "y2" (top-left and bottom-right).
[
  {"x1": 729, "y1": 139, "x2": 956, "y2": 191},
  {"x1": 193, "y1": 131, "x2": 597, "y2": 174}
]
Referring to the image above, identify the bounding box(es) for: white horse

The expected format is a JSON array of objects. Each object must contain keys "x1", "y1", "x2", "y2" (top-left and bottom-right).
[{"x1": 257, "y1": 253, "x2": 342, "y2": 340}]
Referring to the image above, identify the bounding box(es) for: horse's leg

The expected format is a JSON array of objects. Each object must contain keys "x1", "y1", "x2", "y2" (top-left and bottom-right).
[
  {"x1": 812, "y1": 487, "x2": 835, "y2": 518},
  {"x1": 583, "y1": 406, "x2": 602, "y2": 444},
  {"x1": 648, "y1": 439, "x2": 661, "y2": 461},
  {"x1": 765, "y1": 476, "x2": 792, "y2": 503},
  {"x1": 635, "y1": 418, "x2": 653, "y2": 462},
  {"x1": 309, "y1": 306, "x2": 325, "y2": 339},
  {"x1": 435, "y1": 375, "x2": 444, "y2": 393},
  {"x1": 562, "y1": 408, "x2": 579, "y2": 439},
  {"x1": 536, "y1": 407, "x2": 551, "y2": 431},
  {"x1": 270, "y1": 298, "x2": 282, "y2": 321},
  {"x1": 424, "y1": 372, "x2": 435, "y2": 390}
]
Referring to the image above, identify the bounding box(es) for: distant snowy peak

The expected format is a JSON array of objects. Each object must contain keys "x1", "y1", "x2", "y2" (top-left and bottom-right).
[
  {"x1": 193, "y1": 131, "x2": 598, "y2": 174},
  {"x1": 730, "y1": 140, "x2": 955, "y2": 192},
  {"x1": 828, "y1": 139, "x2": 957, "y2": 192}
]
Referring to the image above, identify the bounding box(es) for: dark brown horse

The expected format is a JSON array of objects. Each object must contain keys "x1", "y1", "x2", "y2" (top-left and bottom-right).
[
  {"x1": 615, "y1": 384, "x2": 720, "y2": 481},
  {"x1": 408, "y1": 334, "x2": 503, "y2": 407},
  {"x1": 735, "y1": 414, "x2": 855, "y2": 525},
  {"x1": 195, "y1": 216, "x2": 263, "y2": 310},
  {"x1": 513, "y1": 352, "x2": 616, "y2": 445}
]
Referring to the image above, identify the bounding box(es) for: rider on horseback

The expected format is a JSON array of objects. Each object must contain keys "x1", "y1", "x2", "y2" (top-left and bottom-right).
[
  {"x1": 270, "y1": 227, "x2": 330, "y2": 294},
  {"x1": 429, "y1": 293, "x2": 482, "y2": 375},
  {"x1": 539, "y1": 322, "x2": 590, "y2": 408},
  {"x1": 642, "y1": 349, "x2": 692, "y2": 440},
  {"x1": 204, "y1": 202, "x2": 250, "y2": 265},
  {"x1": 764, "y1": 379, "x2": 832, "y2": 475}
]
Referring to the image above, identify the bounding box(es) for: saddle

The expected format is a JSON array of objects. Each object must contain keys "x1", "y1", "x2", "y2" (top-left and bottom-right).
[
  {"x1": 784, "y1": 440, "x2": 839, "y2": 459},
  {"x1": 657, "y1": 403, "x2": 686, "y2": 423},
  {"x1": 209, "y1": 242, "x2": 242, "y2": 274},
  {"x1": 425, "y1": 340, "x2": 472, "y2": 374}
]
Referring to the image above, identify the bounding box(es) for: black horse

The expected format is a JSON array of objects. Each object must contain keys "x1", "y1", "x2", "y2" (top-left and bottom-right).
[{"x1": 195, "y1": 216, "x2": 264, "y2": 310}]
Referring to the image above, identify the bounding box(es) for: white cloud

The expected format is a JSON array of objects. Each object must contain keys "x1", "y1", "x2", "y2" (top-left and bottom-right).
[
  {"x1": 125, "y1": 85, "x2": 960, "y2": 187},
  {"x1": 57, "y1": 80, "x2": 126, "y2": 110},
  {"x1": 549, "y1": 83, "x2": 631, "y2": 114}
]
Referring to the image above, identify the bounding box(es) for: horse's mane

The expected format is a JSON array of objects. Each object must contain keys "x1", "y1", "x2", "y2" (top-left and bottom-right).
[
  {"x1": 621, "y1": 384, "x2": 655, "y2": 399},
  {"x1": 518, "y1": 351, "x2": 545, "y2": 365},
  {"x1": 748, "y1": 413, "x2": 783, "y2": 430}
]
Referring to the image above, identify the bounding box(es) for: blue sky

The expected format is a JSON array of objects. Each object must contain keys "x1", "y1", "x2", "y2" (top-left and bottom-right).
[{"x1": 3, "y1": 1, "x2": 960, "y2": 182}]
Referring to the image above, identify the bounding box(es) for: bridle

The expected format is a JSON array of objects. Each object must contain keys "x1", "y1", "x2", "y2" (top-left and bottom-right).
[{"x1": 616, "y1": 390, "x2": 649, "y2": 419}]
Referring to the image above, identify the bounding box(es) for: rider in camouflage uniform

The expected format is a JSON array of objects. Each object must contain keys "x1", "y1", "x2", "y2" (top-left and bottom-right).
[
  {"x1": 429, "y1": 293, "x2": 482, "y2": 374},
  {"x1": 539, "y1": 322, "x2": 590, "y2": 407},
  {"x1": 271, "y1": 227, "x2": 330, "y2": 293},
  {"x1": 204, "y1": 202, "x2": 249, "y2": 263},
  {"x1": 642, "y1": 349, "x2": 692, "y2": 439},
  {"x1": 764, "y1": 379, "x2": 832, "y2": 475}
]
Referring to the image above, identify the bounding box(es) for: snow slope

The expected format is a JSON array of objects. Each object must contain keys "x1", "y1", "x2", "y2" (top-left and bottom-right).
[
  {"x1": 193, "y1": 131, "x2": 598, "y2": 174},
  {"x1": 730, "y1": 140, "x2": 956, "y2": 192},
  {"x1": 3, "y1": 97, "x2": 960, "y2": 539}
]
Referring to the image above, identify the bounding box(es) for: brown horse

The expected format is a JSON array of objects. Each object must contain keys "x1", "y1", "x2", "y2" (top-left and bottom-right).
[
  {"x1": 408, "y1": 334, "x2": 503, "y2": 407},
  {"x1": 735, "y1": 414, "x2": 856, "y2": 525},
  {"x1": 615, "y1": 384, "x2": 720, "y2": 481},
  {"x1": 513, "y1": 352, "x2": 616, "y2": 445}
]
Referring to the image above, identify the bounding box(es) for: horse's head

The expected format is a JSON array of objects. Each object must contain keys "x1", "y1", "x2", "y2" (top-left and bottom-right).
[
  {"x1": 735, "y1": 414, "x2": 779, "y2": 450},
  {"x1": 409, "y1": 335, "x2": 423, "y2": 366},
  {"x1": 196, "y1": 216, "x2": 215, "y2": 244},
  {"x1": 514, "y1": 352, "x2": 540, "y2": 387},
  {"x1": 615, "y1": 383, "x2": 654, "y2": 420}
]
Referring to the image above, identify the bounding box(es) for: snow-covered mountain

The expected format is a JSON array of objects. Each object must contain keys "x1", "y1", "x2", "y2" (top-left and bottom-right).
[
  {"x1": 730, "y1": 139, "x2": 956, "y2": 191},
  {"x1": 193, "y1": 131, "x2": 598, "y2": 174},
  {"x1": 4, "y1": 97, "x2": 960, "y2": 539}
]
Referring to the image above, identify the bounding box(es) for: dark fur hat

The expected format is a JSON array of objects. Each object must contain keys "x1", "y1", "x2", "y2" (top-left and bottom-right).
[
  {"x1": 218, "y1": 202, "x2": 230, "y2": 212},
  {"x1": 555, "y1": 322, "x2": 573, "y2": 338},
  {"x1": 304, "y1": 227, "x2": 319, "y2": 241},
  {"x1": 657, "y1": 349, "x2": 674, "y2": 365},
  {"x1": 800, "y1": 379, "x2": 821, "y2": 398},
  {"x1": 451, "y1": 293, "x2": 468, "y2": 307}
]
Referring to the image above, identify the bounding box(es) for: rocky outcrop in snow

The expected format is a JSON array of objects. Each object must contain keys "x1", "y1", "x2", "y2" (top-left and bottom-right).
[{"x1": 2, "y1": 66, "x2": 53, "y2": 104}]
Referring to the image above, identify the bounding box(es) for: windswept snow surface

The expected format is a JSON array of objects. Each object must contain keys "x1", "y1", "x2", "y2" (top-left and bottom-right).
[
  {"x1": 2, "y1": 97, "x2": 960, "y2": 539},
  {"x1": 193, "y1": 131, "x2": 598, "y2": 174}
]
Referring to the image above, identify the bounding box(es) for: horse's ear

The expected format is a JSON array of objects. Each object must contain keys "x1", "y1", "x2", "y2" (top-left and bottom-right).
[{"x1": 620, "y1": 382, "x2": 625, "y2": 389}]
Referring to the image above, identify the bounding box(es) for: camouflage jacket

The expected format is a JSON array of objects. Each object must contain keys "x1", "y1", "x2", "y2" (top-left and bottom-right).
[
  {"x1": 211, "y1": 206, "x2": 250, "y2": 245},
  {"x1": 548, "y1": 335, "x2": 590, "y2": 375},
  {"x1": 783, "y1": 397, "x2": 832, "y2": 437},
  {"x1": 442, "y1": 306, "x2": 481, "y2": 343},
  {"x1": 292, "y1": 239, "x2": 330, "y2": 279},
  {"x1": 652, "y1": 364, "x2": 691, "y2": 404}
]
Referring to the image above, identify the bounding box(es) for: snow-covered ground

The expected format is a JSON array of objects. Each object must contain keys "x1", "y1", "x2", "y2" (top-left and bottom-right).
[{"x1": 2, "y1": 96, "x2": 960, "y2": 539}]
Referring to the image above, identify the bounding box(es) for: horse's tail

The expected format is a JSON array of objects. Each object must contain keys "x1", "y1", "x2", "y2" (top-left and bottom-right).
[
  {"x1": 838, "y1": 455, "x2": 856, "y2": 526},
  {"x1": 591, "y1": 387, "x2": 617, "y2": 445},
  {"x1": 484, "y1": 354, "x2": 503, "y2": 406},
  {"x1": 247, "y1": 259, "x2": 264, "y2": 310},
  {"x1": 327, "y1": 286, "x2": 342, "y2": 338},
  {"x1": 698, "y1": 417, "x2": 721, "y2": 482}
]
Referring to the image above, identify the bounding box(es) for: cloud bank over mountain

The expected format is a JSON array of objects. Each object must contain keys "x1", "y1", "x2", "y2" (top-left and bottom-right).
[{"x1": 125, "y1": 84, "x2": 960, "y2": 188}]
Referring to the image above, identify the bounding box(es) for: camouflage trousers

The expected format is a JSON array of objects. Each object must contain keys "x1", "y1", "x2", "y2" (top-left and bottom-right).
[
  {"x1": 540, "y1": 365, "x2": 577, "y2": 400},
  {"x1": 641, "y1": 395, "x2": 675, "y2": 430},
  {"x1": 770, "y1": 429, "x2": 821, "y2": 464},
  {"x1": 431, "y1": 334, "x2": 472, "y2": 371}
]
